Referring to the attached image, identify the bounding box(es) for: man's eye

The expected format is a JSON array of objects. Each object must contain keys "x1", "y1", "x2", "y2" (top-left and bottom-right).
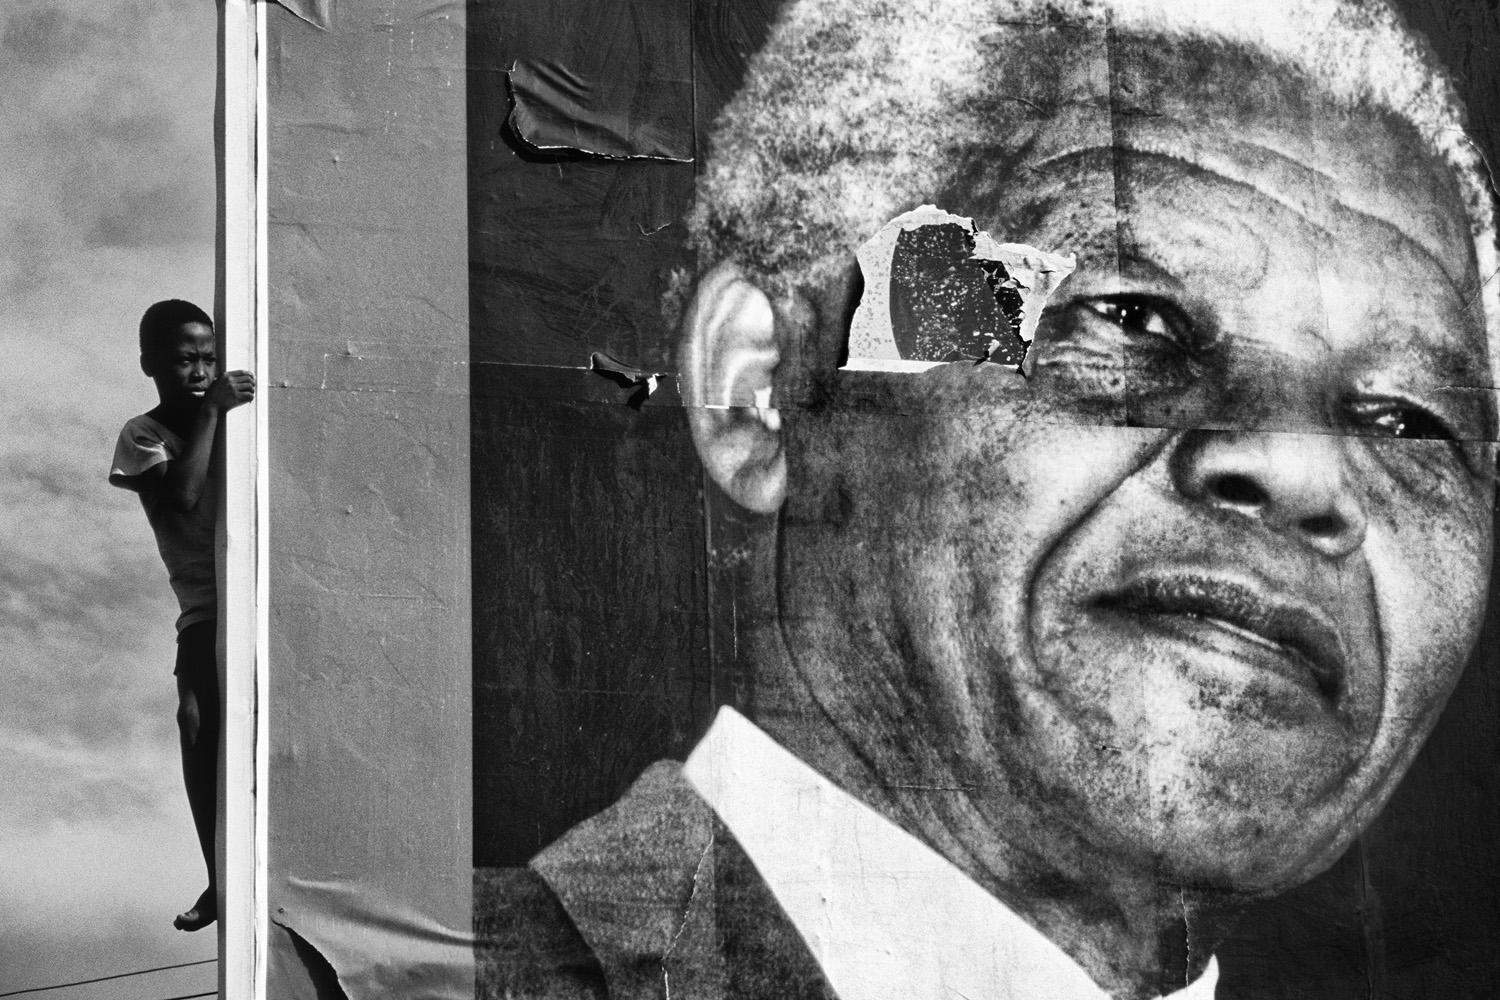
[
  {"x1": 1346, "y1": 399, "x2": 1455, "y2": 440},
  {"x1": 1083, "y1": 297, "x2": 1186, "y2": 341}
]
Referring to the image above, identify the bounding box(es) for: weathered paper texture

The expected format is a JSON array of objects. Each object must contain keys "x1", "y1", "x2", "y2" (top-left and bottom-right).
[
  {"x1": 263, "y1": 0, "x2": 470, "y2": 995},
  {"x1": 271, "y1": 879, "x2": 474, "y2": 1000}
]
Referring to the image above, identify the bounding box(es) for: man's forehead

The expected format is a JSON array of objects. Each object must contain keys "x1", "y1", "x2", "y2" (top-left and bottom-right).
[
  {"x1": 950, "y1": 149, "x2": 1483, "y2": 363},
  {"x1": 936, "y1": 56, "x2": 1479, "y2": 295}
]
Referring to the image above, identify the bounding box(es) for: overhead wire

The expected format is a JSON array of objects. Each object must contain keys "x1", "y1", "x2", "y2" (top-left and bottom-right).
[{"x1": 0, "y1": 959, "x2": 216, "y2": 999}]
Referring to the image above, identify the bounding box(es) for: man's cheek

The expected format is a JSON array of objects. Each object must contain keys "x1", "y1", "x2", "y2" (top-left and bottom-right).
[
  {"x1": 786, "y1": 395, "x2": 1022, "y2": 528},
  {"x1": 1360, "y1": 509, "x2": 1491, "y2": 742},
  {"x1": 986, "y1": 425, "x2": 1171, "y2": 531}
]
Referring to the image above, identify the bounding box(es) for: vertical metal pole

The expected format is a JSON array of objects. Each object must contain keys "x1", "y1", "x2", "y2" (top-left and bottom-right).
[{"x1": 216, "y1": 0, "x2": 266, "y2": 996}]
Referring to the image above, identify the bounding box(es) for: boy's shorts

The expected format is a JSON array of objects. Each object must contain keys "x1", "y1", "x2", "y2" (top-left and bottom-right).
[{"x1": 175, "y1": 619, "x2": 218, "y2": 680}]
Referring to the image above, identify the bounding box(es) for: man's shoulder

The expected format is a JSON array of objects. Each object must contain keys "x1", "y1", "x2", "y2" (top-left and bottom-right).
[
  {"x1": 475, "y1": 762, "x2": 716, "y2": 999},
  {"x1": 531, "y1": 761, "x2": 718, "y2": 966},
  {"x1": 477, "y1": 760, "x2": 835, "y2": 1000},
  {"x1": 536, "y1": 761, "x2": 713, "y2": 882},
  {"x1": 474, "y1": 865, "x2": 609, "y2": 999}
]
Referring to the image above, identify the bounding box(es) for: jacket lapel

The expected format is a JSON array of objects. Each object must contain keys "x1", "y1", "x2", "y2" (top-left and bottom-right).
[{"x1": 533, "y1": 761, "x2": 836, "y2": 1000}]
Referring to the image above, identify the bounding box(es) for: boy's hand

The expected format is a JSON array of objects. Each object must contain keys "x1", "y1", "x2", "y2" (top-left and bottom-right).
[{"x1": 205, "y1": 370, "x2": 256, "y2": 412}]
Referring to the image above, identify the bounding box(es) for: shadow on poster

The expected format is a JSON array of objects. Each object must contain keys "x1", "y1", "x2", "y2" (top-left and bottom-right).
[{"x1": 470, "y1": 0, "x2": 1500, "y2": 995}]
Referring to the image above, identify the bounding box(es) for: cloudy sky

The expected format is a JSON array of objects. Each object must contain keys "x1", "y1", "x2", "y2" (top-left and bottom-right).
[{"x1": 1, "y1": 0, "x2": 221, "y2": 995}]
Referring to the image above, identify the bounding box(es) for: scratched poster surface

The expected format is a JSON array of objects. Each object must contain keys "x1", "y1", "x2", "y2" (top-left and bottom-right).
[{"x1": 468, "y1": 0, "x2": 1500, "y2": 997}]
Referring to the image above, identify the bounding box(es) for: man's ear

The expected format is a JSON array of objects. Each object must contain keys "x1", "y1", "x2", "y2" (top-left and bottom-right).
[
  {"x1": 139, "y1": 352, "x2": 156, "y2": 378},
  {"x1": 680, "y1": 262, "x2": 786, "y2": 514}
]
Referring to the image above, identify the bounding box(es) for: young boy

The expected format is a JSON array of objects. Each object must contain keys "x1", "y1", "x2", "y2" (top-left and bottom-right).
[{"x1": 109, "y1": 300, "x2": 255, "y2": 932}]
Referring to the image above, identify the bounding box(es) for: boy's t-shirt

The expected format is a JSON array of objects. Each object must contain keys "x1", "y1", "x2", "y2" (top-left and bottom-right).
[{"x1": 110, "y1": 413, "x2": 217, "y2": 632}]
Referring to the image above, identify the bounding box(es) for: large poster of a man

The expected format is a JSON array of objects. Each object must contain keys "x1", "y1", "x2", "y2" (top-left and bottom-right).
[{"x1": 469, "y1": 0, "x2": 1500, "y2": 995}]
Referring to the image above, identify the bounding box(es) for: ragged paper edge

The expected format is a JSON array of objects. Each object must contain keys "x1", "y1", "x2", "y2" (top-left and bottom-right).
[
  {"x1": 271, "y1": 877, "x2": 474, "y2": 1000},
  {"x1": 505, "y1": 62, "x2": 695, "y2": 164},
  {"x1": 269, "y1": 0, "x2": 333, "y2": 31},
  {"x1": 844, "y1": 205, "x2": 1076, "y2": 372},
  {"x1": 590, "y1": 350, "x2": 667, "y2": 407}
]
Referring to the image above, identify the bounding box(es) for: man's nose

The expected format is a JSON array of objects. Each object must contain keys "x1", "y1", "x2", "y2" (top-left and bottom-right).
[{"x1": 1169, "y1": 430, "x2": 1367, "y2": 559}]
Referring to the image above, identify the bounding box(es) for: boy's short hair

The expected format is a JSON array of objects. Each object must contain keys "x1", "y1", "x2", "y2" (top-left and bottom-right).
[{"x1": 139, "y1": 299, "x2": 213, "y2": 358}]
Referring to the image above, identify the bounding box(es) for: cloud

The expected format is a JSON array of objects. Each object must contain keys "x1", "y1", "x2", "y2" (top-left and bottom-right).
[
  {"x1": 0, "y1": 0, "x2": 219, "y2": 989},
  {"x1": 0, "y1": 1, "x2": 216, "y2": 296},
  {"x1": 0, "y1": 5, "x2": 105, "y2": 69}
]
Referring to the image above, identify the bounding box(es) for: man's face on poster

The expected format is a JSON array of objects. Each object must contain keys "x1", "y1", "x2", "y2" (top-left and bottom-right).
[{"x1": 745, "y1": 54, "x2": 1497, "y2": 895}]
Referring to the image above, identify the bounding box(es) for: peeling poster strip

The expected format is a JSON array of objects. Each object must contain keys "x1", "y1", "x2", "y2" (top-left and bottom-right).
[
  {"x1": 271, "y1": 877, "x2": 474, "y2": 1000},
  {"x1": 845, "y1": 205, "x2": 1076, "y2": 373},
  {"x1": 590, "y1": 350, "x2": 666, "y2": 408},
  {"x1": 506, "y1": 60, "x2": 694, "y2": 163},
  {"x1": 269, "y1": 0, "x2": 334, "y2": 31}
]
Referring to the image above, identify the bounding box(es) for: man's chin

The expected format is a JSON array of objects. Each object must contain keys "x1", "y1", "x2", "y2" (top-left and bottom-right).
[
  {"x1": 1133, "y1": 802, "x2": 1364, "y2": 896},
  {"x1": 1012, "y1": 656, "x2": 1372, "y2": 891}
]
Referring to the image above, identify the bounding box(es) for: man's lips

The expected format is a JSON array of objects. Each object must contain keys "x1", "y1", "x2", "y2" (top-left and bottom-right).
[{"x1": 1093, "y1": 574, "x2": 1348, "y2": 702}]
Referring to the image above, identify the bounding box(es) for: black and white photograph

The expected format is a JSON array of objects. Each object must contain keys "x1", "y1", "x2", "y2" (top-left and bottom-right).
[{"x1": 5, "y1": 0, "x2": 1500, "y2": 998}]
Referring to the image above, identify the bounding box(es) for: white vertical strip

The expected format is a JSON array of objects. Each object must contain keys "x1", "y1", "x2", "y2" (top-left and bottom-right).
[
  {"x1": 251, "y1": 4, "x2": 270, "y2": 999},
  {"x1": 218, "y1": 0, "x2": 263, "y2": 997}
]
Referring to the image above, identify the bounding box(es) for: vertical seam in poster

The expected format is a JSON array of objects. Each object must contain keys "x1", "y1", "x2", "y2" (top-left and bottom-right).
[{"x1": 689, "y1": 0, "x2": 699, "y2": 163}]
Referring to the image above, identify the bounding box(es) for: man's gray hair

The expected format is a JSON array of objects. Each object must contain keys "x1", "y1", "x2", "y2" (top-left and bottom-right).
[{"x1": 684, "y1": 0, "x2": 1498, "y2": 360}]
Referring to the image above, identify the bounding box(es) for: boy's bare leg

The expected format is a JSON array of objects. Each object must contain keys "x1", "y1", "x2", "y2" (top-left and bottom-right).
[{"x1": 174, "y1": 672, "x2": 218, "y2": 931}]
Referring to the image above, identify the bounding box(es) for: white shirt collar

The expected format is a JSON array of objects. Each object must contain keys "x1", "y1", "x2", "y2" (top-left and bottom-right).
[{"x1": 683, "y1": 707, "x2": 1218, "y2": 1000}]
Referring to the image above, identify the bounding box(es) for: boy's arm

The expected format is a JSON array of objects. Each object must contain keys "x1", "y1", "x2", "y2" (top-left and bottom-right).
[{"x1": 150, "y1": 371, "x2": 257, "y2": 513}]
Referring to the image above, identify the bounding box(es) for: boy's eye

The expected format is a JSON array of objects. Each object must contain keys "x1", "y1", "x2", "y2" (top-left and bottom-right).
[{"x1": 1346, "y1": 398, "x2": 1455, "y2": 440}]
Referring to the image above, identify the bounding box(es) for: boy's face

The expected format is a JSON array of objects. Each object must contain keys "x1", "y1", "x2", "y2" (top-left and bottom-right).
[{"x1": 146, "y1": 322, "x2": 217, "y2": 404}]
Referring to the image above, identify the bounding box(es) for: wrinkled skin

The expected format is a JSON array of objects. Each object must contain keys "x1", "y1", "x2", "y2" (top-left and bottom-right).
[
  {"x1": 758, "y1": 71, "x2": 1493, "y2": 1000},
  {"x1": 685, "y1": 37, "x2": 1496, "y2": 996}
]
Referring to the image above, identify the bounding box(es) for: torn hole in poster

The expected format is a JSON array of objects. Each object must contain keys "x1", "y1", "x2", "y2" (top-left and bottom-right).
[{"x1": 845, "y1": 206, "x2": 1076, "y2": 375}]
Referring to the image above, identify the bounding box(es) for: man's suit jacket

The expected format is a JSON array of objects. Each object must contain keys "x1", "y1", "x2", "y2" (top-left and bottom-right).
[{"x1": 475, "y1": 761, "x2": 839, "y2": 1000}]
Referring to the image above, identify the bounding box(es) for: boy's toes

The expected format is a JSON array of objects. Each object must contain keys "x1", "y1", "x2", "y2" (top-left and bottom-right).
[{"x1": 174, "y1": 887, "x2": 217, "y2": 932}]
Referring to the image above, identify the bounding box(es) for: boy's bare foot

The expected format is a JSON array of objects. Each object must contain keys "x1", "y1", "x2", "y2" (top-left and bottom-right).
[{"x1": 174, "y1": 887, "x2": 217, "y2": 931}]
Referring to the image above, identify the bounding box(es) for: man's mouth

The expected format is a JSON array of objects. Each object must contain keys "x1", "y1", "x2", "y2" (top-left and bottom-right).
[{"x1": 1094, "y1": 574, "x2": 1347, "y2": 702}]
